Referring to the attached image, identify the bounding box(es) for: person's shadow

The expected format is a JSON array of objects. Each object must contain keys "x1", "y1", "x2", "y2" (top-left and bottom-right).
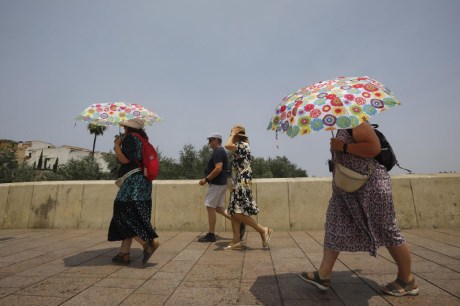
[
  {"x1": 249, "y1": 271, "x2": 383, "y2": 306},
  {"x1": 63, "y1": 247, "x2": 157, "y2": 269}
]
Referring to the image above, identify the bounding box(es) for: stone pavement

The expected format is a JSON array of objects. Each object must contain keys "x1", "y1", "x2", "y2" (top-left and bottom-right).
[{"x1": 0, "y1": 229, "x2": 459, "y2": 306}]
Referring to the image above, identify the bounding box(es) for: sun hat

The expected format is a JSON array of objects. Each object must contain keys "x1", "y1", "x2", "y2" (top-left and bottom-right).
[
  {"x1": 236, "y1": 126, "x2": 246, "y2": 137},
  {"x1": 119, "y1": 118, "x2": 144, "y2": 129},
  {"x1": 207, "y1": 132, "x2": 222, "y2": 140}
]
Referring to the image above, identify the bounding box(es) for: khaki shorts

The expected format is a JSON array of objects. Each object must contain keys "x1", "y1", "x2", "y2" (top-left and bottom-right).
[{"x1": 204, "y1": 184, "x2": 227, "y2": 208}]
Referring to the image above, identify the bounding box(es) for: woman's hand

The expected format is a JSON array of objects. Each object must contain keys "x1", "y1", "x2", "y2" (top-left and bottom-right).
[
  {"x1": 114, "y1": 135, "x2": 122, "y2": 148},
  {"x1": 330, "y1": 138, "x2": 344, "y2": 152},
  {"x1": 230, "y1": 126, "x2": 240, "y2": 136}
]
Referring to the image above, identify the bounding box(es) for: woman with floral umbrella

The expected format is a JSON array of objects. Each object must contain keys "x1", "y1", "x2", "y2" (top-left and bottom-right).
[
  {"x1": 268, "y1": 76, "x2": 419, "y2": 297},
  {"x1": 108, "y1": 118, "x2": 160, "y2": 266}
]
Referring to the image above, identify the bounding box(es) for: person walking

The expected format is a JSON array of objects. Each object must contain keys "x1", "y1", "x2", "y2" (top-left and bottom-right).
[
  {"x1": 108, "y1": 118, "x2": 159, "y2": 266},
  {"x1": 224, "y1": 125, "x2": 272, "y2": 250},
  {"x1": 297, "y1": 121, "x2": 419, "y2": 297},
  {"x1": 198, "y1": 133, "x2": 246, "y2": 242}
]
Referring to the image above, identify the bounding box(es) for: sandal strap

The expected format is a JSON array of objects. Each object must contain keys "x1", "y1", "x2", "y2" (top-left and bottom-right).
[
  {"x1": 386, "y1": 278, "x2": 415, "y2": 293},
  {"x1": 313, "y1": 271, "x2": 331, "y2": 287},
  {"x1": 395, "y1": 277, "x2": 415, "y2": 290}
]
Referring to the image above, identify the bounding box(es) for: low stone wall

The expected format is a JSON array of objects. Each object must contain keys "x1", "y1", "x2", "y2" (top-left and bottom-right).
[{"x1": 0, "y1": 174, "x2": 459, "y2": 231}]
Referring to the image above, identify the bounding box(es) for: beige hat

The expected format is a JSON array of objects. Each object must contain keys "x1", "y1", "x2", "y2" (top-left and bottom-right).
[
  {"x1": 236, "y1": 126, "x2": 246, "y2": 137},
  {"x1": 120, "y1": 118, "x2": 144, "y2": 129},
  {"x1": 207, "y1": 132, "x2": 222, "y2": 140}
]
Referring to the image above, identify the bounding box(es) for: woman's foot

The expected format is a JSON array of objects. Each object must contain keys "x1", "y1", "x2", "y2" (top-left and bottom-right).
[
  {"x1": 383, "y1": 277, "x2": 419, "y2": 296},
  {"x1": 261, "y1": 228, "x2": 273, "y2": 247},
  {"x1": 297, "y1": 271, "x2": 330, "y2": 291},
  {"x1": 142, "y1": 240, "x2": 160, "y2": 265},
  {"x1": 112, "y1": 252, "x2": 131, "y2": 264},
  {"x1": 224, "y1": 241, "x2": 244, "y2": 250}
]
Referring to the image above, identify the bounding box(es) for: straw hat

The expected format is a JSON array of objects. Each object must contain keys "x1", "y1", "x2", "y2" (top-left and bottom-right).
[{"x1": 119, "y1": 118, "x2": 144, "y2": 129}]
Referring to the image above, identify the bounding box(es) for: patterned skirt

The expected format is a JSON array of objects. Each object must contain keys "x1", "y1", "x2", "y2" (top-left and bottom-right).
[
  {"x1": 108, "y1": 173, "x2": 158, "y2": 242},
  {"x1": 324, "y1": 166, "x2": 405, "y2": 257}
]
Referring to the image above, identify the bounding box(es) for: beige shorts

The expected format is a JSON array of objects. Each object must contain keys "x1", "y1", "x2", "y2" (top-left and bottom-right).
[{"x1": 204, "y1": 184, "x2": 227, "y2": 208}]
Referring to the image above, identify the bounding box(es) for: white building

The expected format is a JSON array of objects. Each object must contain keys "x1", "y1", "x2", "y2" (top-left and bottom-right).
[{"x1": 19, "y1": 141, "x2": 110, "y2": 172}]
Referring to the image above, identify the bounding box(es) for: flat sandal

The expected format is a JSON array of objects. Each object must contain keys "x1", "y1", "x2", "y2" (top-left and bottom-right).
[{"x1": 112, "y1": 253, "x2": 131, "y2": 264}]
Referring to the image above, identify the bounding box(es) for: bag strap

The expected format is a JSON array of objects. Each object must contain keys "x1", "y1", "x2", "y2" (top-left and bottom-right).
[{"x1": 128, "y1": 132, "x2": 146, "y2": 168}]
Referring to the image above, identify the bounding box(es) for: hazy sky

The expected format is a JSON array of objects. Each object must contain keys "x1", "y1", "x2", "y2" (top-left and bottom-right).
[{"x1": 1, "y1": 0, "x2": 459, "y2": 177}]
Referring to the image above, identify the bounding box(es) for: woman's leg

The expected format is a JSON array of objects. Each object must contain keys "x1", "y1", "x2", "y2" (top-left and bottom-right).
[
  {"x1": 119, "y1": 238, "x2": 133, "y2": 254},
  {"x1": 298, "y1": 248, "x2": 339, "y2": 290},
  {"x1": 318, "y1": 248, "x2": 340, "y2": 279},
  {"x1": 232, "y1": 213, "x2": 265, "y2": 234},
  {"x1": 386, "y1": 243, "x2": 413, "y2": 282},
  {"x1": 229, "y1": 216, "x2": 241, "y2": 244},
  {"x1": 232, "y1": 213, "x2": 272, "y2": 247}
]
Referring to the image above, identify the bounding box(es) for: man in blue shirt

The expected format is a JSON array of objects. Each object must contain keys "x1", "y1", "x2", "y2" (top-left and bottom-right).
[{"x1": 198, "y1": 133, "x2": 245, "y2": 242}]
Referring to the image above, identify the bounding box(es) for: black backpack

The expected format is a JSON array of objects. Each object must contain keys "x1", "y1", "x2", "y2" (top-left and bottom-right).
[{"x1": 346, "y1": 124, "x2": 411, "y2": 173}]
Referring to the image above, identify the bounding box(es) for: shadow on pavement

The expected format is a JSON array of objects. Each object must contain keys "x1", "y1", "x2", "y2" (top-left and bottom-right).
[
  {"x1": 63, "y1": 247, "x2": 147, "y2": 268},
  {"x1": 250, "y1": 271, "x2": 382, "y2": 305}
]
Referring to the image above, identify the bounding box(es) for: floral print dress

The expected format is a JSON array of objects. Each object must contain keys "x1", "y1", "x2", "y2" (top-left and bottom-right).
[
  {"x1": 108, "y1": 134, "x2": 158, "y2": 242},
  {"x1": 228, "y1": 141, "x2": 259, "y2": 216},
  {"x1": 324, "y1": 129, "x2": 405, "y2": 257}
]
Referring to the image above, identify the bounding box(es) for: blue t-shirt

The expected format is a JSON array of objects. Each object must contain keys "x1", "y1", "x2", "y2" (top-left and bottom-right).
[{"x1": 205, "y1": 146, "x2": 229, "y2": 185}]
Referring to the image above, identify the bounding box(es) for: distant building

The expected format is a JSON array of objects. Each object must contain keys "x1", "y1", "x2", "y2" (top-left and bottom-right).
[{"x1": 2, "y1": 140, "x2": 110, "y2": 172}]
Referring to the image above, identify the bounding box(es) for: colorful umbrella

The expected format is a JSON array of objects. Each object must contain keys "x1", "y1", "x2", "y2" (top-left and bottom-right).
[
  {"x1": 76, "y1": 102, "x2": 162, "y2": 127},
  {"x1": 267, "y1": 76, "x2": 400, "y2": 138}
]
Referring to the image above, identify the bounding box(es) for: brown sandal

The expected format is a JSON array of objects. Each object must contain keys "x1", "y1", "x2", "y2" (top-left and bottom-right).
[
  {"x1": 112, "y1": 252, "x2": 131, "y2": 264},
  {"x1": 262, "y1": 228, "x2": 273, "y2": 247},
  {"x1": 383, "y1": 277, "x2": 419, "y2": 297},
  {"x1": 142, "y1": 240, "x2": 160, "y2": 265},
  {"x1": 297, "y1": 271, "x2": 330, "y2": 291}
]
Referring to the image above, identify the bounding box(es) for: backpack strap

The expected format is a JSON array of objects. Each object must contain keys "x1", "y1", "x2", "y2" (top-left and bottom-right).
[
  {"x1": 128, "y1": 132, "x2": 145, "y2": 168},
  {"x1": 395, "y1": 163, "x2": 413, "y2": 174}
]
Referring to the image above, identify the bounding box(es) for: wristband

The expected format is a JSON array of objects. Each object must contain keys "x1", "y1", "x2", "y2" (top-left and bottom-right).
[{"x1": 343, "y1": 143, "x2": 348, "y2": 154}]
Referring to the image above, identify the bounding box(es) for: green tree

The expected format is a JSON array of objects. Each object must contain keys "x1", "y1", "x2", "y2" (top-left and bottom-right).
[
  {"x1": 251, "y1": 157, "x2": 274, "y2": 178},
  {"x1": 37, "y1": 150, "x2": 43, "y2": 169},
  {"x1": 12, "y1": 164, "x2": 37, "y2": 182},
  {"x1": 251, "y1": 156, "x2": 308, "y2": 178},
  {"x1": 0, "y1": 147, "x2": 37, "y2": 183},
  {"x1": 49, "y1": 156, "x2": 101, "y2": 180},
  {"x1": 87, "y1": 124, "x2": 107, "y2": 156},
  {"x1": 0, "y1": 147, "x2": 18, "y2": 183},
  {"x1": 178, "y1": 144, "x2": 201, "y2": 179},
  {"x1": 197, "y1": 144, "x2": 213, "y2": 177},
  {"x1": 157, "y1": 155, "x2": 181, "y2": 180},
  {"x1": 101, "y1": 152, "x2": 119, "y2": 179}
]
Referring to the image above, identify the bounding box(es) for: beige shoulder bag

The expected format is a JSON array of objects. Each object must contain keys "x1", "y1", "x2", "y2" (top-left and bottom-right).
[{"x1": 334, "y1": 150, "x2": 375, "y2": 193}]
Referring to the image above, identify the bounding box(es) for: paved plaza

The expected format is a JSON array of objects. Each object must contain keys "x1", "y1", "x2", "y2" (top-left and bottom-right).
[{"x1": 0, "y1": 228, "x2": 459, "y2": 305}]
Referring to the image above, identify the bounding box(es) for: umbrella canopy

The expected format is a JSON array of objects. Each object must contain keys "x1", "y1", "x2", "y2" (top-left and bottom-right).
[
  {"x1": 76, "y1": 102, "x2": 162, "y2": 127},
  {"x1": 267, "y1": 76, "x2": 400, "y2": 138}
]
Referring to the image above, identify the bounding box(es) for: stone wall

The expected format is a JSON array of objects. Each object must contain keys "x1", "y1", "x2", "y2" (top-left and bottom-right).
[{"x1": 0, "y1": 174, "x2": 459, "y2": 231}]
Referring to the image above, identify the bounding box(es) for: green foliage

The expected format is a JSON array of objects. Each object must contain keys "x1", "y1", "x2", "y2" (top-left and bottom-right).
[
  {"x1": 101, "y1": 152, "x2": 119, "y2": 180},
  {"x1": 1, "y1": 142, "x2": 308, "y2": 183},
  {"x1": 157, "y1": 155, "x2": 181, "y2": 180},
  {"x1": 0, "y1": 147, "x2": 37, "y2": 183},
  {"x1": 0, "y1": 147, "x2": 19, "y2": 183},
  {"x1": 51, "y1": 156, "x2": 101, "y2": 180},
  {"x1": 11, "y1": 164, "x2": 37, "y2": 182}
]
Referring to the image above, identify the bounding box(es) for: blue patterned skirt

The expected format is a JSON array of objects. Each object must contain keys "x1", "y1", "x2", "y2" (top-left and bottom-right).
[{"x1": 108, "y1": 173, "x2": 158, "y2": 242}]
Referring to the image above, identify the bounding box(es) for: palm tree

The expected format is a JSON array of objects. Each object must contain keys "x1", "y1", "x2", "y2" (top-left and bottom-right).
[{"x1": 87, "y1": 124, "x2": 107, "y2": 156}]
